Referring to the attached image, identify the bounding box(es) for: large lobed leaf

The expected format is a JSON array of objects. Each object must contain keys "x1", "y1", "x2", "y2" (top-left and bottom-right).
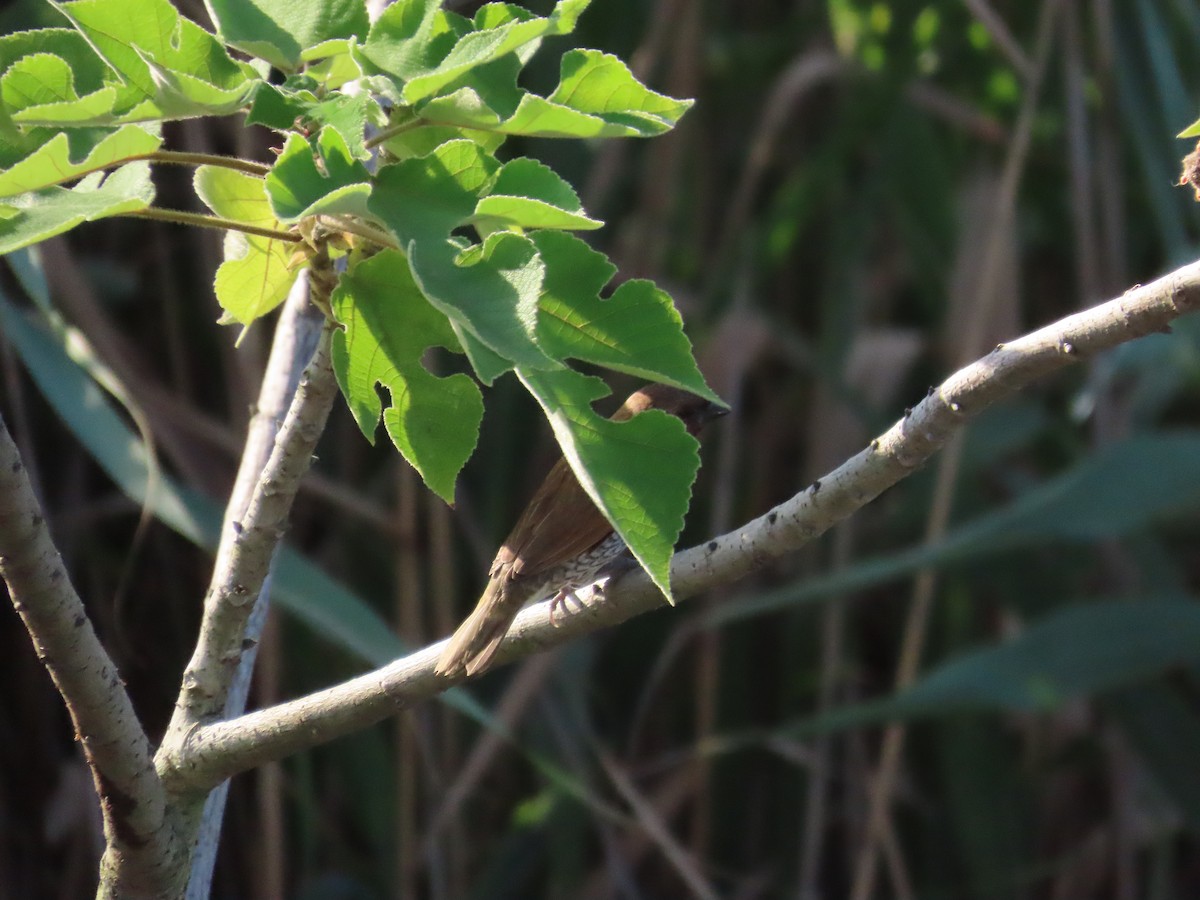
[
  {"x1": 331, "y1": 249, "x2": 483, "y2": 503},
  {"x1": 367, "y1": 140, "x2": 552, "y2": 374},
  {"x1": 418, "y1": 49, "x2": 694, "y2": 139},
  {"x1": 0, "y1": 124, "x2": 160, "y2": 197}
]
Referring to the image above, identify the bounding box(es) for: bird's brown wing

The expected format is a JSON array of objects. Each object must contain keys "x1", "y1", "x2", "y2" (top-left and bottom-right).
[{"x1": 494, "y1": 457, "x2": 614, "y2": 583}]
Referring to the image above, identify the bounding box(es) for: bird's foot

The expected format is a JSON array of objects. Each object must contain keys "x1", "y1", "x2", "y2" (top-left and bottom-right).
[{"x1": 548, "y1": 588, "x2": 586, "y2": 626}]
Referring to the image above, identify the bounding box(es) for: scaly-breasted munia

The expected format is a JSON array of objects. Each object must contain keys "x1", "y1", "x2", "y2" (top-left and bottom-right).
[{"x1": 434, "y1": 384, "x2": 726, "y2": 677}]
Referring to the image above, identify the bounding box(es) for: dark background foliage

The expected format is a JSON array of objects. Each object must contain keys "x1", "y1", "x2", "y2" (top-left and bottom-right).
[{"x1": 3, "y1": 0, "x2": 1200, "y2": 897}]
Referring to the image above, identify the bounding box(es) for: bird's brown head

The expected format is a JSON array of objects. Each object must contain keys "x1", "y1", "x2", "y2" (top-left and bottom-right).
[{"x1": 612, "y1": 383, "x2": 728, "y2": 435}]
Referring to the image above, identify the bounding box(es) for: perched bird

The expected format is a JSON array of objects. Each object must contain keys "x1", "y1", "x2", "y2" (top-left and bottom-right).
[{"x1": 434, "y1": 384, "x2": 726, "y2": 677}]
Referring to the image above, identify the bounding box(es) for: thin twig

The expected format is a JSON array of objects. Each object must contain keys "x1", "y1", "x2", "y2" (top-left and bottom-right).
[{"x1": 159, "y1": 257, "x2": 1200, "y2": 791}]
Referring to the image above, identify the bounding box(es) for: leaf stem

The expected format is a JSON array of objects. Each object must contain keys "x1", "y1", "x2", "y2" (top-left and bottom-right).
[
  {"x1": 134, "y1": 150, "x2": 272, "y2": 177},
  {"x1": 121, "y1": 208, "x2": 302, "y2": 243},
  {"x1": 363, "y1": 118, "x2": 424, "y2": 149},
  {"x1": 317, "y1": 215, "x2": 400, "y2": 251}
]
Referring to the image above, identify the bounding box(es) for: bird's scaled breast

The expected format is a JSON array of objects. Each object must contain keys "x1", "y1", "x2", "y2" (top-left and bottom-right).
[{"x1": 544, "y1": 531, "x2": 628, "y2": 594}]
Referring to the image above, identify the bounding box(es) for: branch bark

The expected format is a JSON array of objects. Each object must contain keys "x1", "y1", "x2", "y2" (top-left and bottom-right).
[
  {"x1": 0, "y1": 413, "x2": 186, "y2": 897},
  {"x1": 161, "y1": 256, "x2": 1200, "y2": 792},
  {"x1": 163, "y1": 261, "x2": 338, "y2": 741},
  {"x1": 181, "y1": 274, "x2": 326, "y2": 898}
]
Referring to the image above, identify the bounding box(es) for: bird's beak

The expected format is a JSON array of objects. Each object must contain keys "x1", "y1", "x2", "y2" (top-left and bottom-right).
[{"x1": 703, "y1": 401, "x2": 731, "y2": 424}]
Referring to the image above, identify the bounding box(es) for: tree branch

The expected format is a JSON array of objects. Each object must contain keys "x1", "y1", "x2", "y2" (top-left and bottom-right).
[
  {"x1": 0, "y1": 413, "x2": 186, "y2": 896},
  {"x1": 161, "y1": 257, "x2": 1200, "y2": 792},
  {"x1": 182, "y1": 275, "x2": 327, "y2": 898},
  {"x1": 160, "y1": 256, "x2": 340, "y2": 747}
]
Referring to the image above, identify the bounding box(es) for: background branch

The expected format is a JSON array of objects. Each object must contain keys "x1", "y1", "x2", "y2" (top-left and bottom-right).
[{"x1": 163, "y1": 256, "x2": 1200, "y2": 792}]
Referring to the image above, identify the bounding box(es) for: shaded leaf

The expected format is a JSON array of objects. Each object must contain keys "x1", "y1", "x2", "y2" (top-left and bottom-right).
[
  {"x1": 265, "y1": 128, "x2": 372, "y2": 223},
  {"x1": 788, "y1": 598, "x2": 1200, "y2": 735},
  {"x1": 368, "y1": 140, "x2": 553, "y2": 374},
  {"x1": 709, "y1": 434, "x2": 1200, "y2": 627}
]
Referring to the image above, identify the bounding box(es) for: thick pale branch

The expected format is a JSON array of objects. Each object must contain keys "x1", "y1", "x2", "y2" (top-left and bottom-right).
[
  {"x1": 0, "y1": 414, "x2": 185, "y2": 896},
  {"x1": 162, "y1": 261, "x2": 339, "y2": 743},
  {"x1": 163, "y1": 259, "x2": 1200, "y2": 791}
]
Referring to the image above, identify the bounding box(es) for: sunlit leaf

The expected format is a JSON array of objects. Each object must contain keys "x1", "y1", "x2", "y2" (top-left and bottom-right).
[
  {"x1": 517, "y1": 366, "x2": 702, "y2": 603},
  {"x1": 0, "y1": 161, "x2": 153, "y2": 254},
  {"x1": 331, "y1": 249, "x2": 482, "y2": 502}
]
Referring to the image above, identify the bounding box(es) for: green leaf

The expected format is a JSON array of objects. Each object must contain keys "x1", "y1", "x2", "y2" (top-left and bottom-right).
[
  {"x1": 204, "y1": 0, "x2": 368, "y2": 72},
  {"x1": 245, "y1": 79, "x2": 319, "y2": 130},
  {"x1": 265, "y1": 128, "x2": 372, "y2": 223},
  {"x1": 51, "y1": 0, "x2": 255, "y2": 120},
  {"x1": 195, "y1": 164, "x2": 275, "y2": 227},
  {"x1": 360, "y1": 0, "x2": 464, "y2": 84},
  {"x1": 0, "y1": 123, "x2": 160, "y2": 197},
  {"x1": 419, "y1": 49, "x2": 693, "y2": 138},
  {"x1": 473, "y1": 157, "x2": 601, "y2": 231},
  {"x1": 1, "y1": 52, "x2": 119, "y2": 125},
  {"x1": 248, "y1": 84, "x2": 380, "y2": 160},
  {"x1": 331, "y1": 250, "x2": 483, "y2": 502},
  {"x1": 0, "y1": 31, "x2": 110, "y2": 153},
  {"x1": 1180, "y1": 117, "x2": 1200, "y2": 138},
  {"x1": 400, "y1": 0, "x2": 590, "y2": 105},
  {"x1": 195, "y1": 166, "x2": 297, "y2": 324},
  {"x1": 0, "y1": 161, "x2": 153, "y2": 254},
  {"x1": 380, "y1": 120, "x2": 506, "y2": 161},
  {"x1": 517, "y1": 366, "x2": 701, "y2": 603},
  {"x1": 369, "y1": 140, "x2": 554, "y2": 374},
  {"x1": 0, "y1": 28, "x2": 110, "y2": 93},
  {"x1": 300, "y1": 93, "x2": 380, "y2": 160},
  {"x1": 532, "y1": 231, "x2": 720, "y2": 401}
]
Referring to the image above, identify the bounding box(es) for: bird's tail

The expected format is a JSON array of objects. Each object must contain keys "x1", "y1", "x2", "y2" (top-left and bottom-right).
[{"x1": 434, "y1": 579, "x2": 517, "y2": 677}]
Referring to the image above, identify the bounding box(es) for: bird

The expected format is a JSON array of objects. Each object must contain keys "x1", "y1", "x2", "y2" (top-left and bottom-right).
[{"x1": 434, "y1": 384, "x2": 727, "y2": 677}]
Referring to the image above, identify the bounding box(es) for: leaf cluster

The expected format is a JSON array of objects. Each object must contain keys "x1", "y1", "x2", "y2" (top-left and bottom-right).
[{"x1": 0, "y1": 0, "x2": 722, "y2": 596}]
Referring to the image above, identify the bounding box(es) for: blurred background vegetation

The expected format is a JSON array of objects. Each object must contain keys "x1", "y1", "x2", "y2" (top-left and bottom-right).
[{"x1": 3, "y1": 0, "x2": 1200, "y2": 897}]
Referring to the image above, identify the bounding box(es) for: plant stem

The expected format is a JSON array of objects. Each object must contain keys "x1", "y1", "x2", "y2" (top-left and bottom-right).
[
  {"x1": 363, "y1": 118, "x2": 424, "y2": 149},
  {"x1": 135, "y1": 150, "x2": 272, "y2": 177},
  {"x1": 122, "y1": 208, "x2": 302, "y2": 243},
  {"x1": 317, "y1": 215, "x2": 400, "y2": 251}
]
